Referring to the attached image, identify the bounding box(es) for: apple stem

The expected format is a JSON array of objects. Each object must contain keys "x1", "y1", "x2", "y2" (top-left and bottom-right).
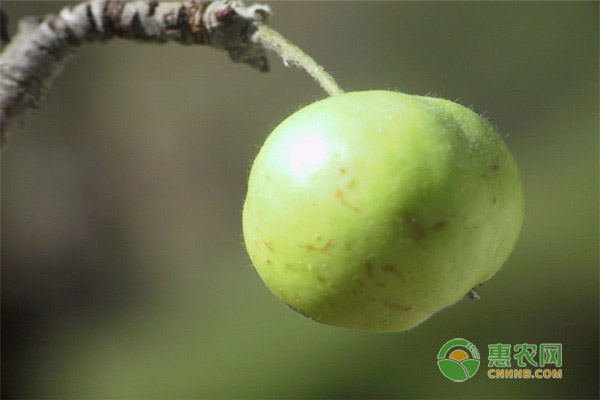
[{"x1": 252, "y1": 24, "x2": 344, "y2": 97}]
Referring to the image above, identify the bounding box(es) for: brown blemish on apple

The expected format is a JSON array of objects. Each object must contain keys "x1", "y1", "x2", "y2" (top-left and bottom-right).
[
  {"x1": 343, "y1": 242, "x2": 352, "y2": 251},
  {"x1": 433, "y1": 221, "x2": 446, "y2": 229},
  {"x1": 490, "y1": 164, "x2": 500, "y2": 171},
  {"x1": 263, "y1": 241, "x2": 274, "y2": 252},
  {"x1": 375, "y1": 282, "x2": 387, "y2": 287},
  {"x1": 492, "y1": 197, "x2": 498, "y2": 203},
  {"x1": 265, "y1": 259, "x2": 271, "y2": 264},
  {"x1": 299, "y1": 239, "x2": 336, "y2": 253},
  {"x1": 365, "y1": 261, "x2": 374, "y2": 278},
  {"x1": 384, "y1": 299, "x2": 410, "y2": 311},
  {"x1": 382, "y1": 266, "x2": 404, "y2": 281},
  {"x1": 331, "y1": 284, "x2": 352, "y2": 293},
  {"x1": 356, "y1": 278, "x2": 366, "y2": 287},
  {"x1": 339, "y1": 167, "x2": 347, "y2": 174},
  {"x1": 335, "y1": 189, "x2": 359, "y2": 212},
  {"x1": 317, "y1": 275, "x2": 326, "y2": 283},
  {"x1": 403, "y1": 212, "x2": 426, "y2": 240},
  {"x1": 321, "y1": 239, "x2": 336, "y2": 252}
]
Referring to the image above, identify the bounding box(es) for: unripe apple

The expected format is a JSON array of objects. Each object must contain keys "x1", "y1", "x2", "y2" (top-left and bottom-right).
[{"x1": 242, "y1": 90, "x2": 524, "y2": 332}]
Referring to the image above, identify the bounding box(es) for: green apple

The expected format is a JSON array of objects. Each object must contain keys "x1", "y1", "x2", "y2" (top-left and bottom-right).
[{"x1": 242, "y1": 90, "x2": 524, "y2": 332}]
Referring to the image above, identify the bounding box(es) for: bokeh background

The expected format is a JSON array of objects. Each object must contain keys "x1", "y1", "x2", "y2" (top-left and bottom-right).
[{"x1": 2, "y1": 1, "x2": 598, "y2": 399}]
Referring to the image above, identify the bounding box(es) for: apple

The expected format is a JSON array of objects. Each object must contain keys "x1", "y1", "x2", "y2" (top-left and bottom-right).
[{"x1": 242, "y1": 90, "x2": 524, "y2": 332}]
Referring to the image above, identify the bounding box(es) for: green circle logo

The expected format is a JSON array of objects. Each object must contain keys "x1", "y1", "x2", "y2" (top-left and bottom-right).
[{"x1": 437, "y1": 338, "x2": 480, "y2": 382}]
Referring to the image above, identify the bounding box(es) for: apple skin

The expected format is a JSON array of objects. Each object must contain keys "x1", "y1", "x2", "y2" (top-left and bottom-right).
[{"x1": 242, "y1": 90, "x2": 524, "y2": 332}]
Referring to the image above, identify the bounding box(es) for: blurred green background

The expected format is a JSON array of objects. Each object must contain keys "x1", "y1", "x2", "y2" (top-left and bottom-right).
[{"x1": 2, "y1": 1, "x2": 598, "y2": 399}]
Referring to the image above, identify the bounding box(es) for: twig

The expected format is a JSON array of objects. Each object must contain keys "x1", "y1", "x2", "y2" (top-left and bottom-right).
[
  {"x1": 0, "y1": 0, "x2": 343, "y2": 149},
  {"x1": 0, "y1": 0, "x2": 271, "y2": 148}
]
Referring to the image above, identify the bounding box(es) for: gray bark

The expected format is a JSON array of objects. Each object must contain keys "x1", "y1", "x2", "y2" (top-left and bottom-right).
[{"x1": 0, "y1": 0, "x2": 271, "y2": 148}]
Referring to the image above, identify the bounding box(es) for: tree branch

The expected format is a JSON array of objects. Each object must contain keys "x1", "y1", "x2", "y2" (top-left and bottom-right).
[
  {"x1": 0, "y1": 0, "x2": 271, "y2": 148},
  {"x1": 0, "y1": 9, "x2": 10, "y2": 48}
]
